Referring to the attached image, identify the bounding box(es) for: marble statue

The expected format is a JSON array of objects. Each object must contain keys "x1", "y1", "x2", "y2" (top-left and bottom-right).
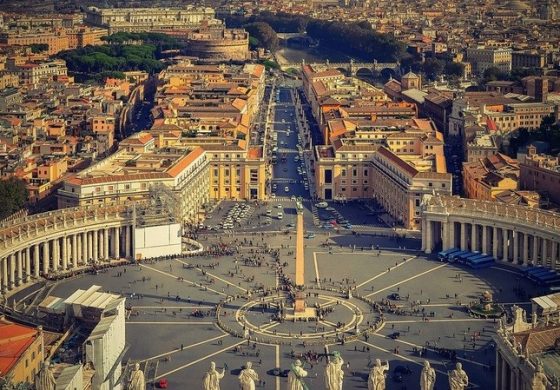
[
  {"x1": 203, "y1": 361, "x2": 225, "y2": 390},
  {"x1": 324, "y1": 351, "x2": 344, "y2": 390},
  {"x1": 532, "y1": 361, "x2": 548, "y2": 390},
  {"x1": 367, "y1": 359, "x2": 389, "y2": 390},
  {"x1": 420, "y1": 360, "x2": 436, "y2": 390},
  {"x1": 238, "y1": 361, "x2": 259, "y2": 390},
  {"x1": 127, "y1": 363, "x2": 145, "y2": 390},
  {"x1": 287, "y1": 359, "x2": 308, "y2": 390},
  {"x1": 35, "y1": 361, "x2": 56, "y2": 390},
  {"x1": 448, "y1": 362, "x2": 469, "y2": 390}
]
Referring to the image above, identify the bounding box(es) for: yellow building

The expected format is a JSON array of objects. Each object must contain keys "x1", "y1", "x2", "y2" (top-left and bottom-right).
[
  {"x1": 0, "y1": 317, "x2": 44, "y2": 385},
  {"x1": 463, "y1": 153, "x2": 519, "y2": 201},
  {"x1": 314, "y1": 118, "x2": 451, "y2": 229}
]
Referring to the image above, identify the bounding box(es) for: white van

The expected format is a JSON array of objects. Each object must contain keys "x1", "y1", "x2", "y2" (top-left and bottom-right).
[{"x1": 277, "y1": 212, "x2": 284, "y2": 220}]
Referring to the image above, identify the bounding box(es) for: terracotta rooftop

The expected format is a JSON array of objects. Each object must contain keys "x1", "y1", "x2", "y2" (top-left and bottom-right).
[{"x1": 0, "y1": 318, "x2": 40, "y2": 377}]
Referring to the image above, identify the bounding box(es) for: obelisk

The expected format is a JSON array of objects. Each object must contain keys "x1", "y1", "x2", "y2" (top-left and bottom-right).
[{"x1": 294, "y1": 200, "x2": 306, "y2": 313}]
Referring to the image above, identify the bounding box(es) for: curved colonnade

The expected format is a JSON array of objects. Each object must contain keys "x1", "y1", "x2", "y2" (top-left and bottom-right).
[
  {"x1": 422, "y1": 195, "x2": 560, "y2": 270},
  {"x1": 0, "y1": 204, "x2": 136, "y2": 295}
]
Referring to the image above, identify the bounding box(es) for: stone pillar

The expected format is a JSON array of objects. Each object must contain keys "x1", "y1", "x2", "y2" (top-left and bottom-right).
[
  {"x1": 16, "y1": 250, "x2": 22, "y2": 286},
  {"x1": 124, "y1": 226, "x2": 131, "y2": 259},
  {"x1": 42, "y1": 241, "x2": 50, "y2": 275},
  {"x1": 552, "y1": 241, "x2": 558, "y2": 270},
  {"x1": 82, "y1": 232, "x2": 88, "y2": 264},
  {"x1": 33, "y1": 245, "x2": 40, "y2": 278},
  {"x1": 471, "y1": 224, "x2": 478, "y2": 252},
  {"x1": 460, "y1": 222, "x2": 467, "y2": 251},
  {"x1": 0, "y1": 257, "x2": 6, "y2": 291},
  {"x1": 493, "y1": 226, "x2": 499, "y2": 259},
  {"x1": 99, "y1": 229, "x2": 104, "y2": 260},
  {"x1": 421, "y1": 218, "x2": 427, "y2": 252},
  {"x1": 425, "y1": 220, "x2": 433, "y2": 254},
  {"x1": 114, "y1": 227, "x2": 120, "y2": 259},
  {"x1": 103, "y1": 229, "x2": 109, "y2": 260},
  {"x1": 61, "y1": 236, "x2": 68, "y2": 270},
  {"x1": 533, "y1": 236, "x2": 539, "y2": 265},
  {"x1": 542, "y1": 238, "x2": 548, "y2": 266},
  {"x1": 93, "y1": 230, "x2": 98, "y2": 262},
  {"x1": 449, "y1": 221, "x2": 455, "y2": 248},
  {"x1": 502, "y1": 229, "x2": 509, "y2": 262},
  {"x1": 1, "y1": 257, "x2": 7, "y2": 291},
  {"x1": 88, "y1": 231, "x2": 93, "y2": 261},
  {"x1": 72, "y1": 234, "x2": 78, "y2": 268},
  {"x1": 482, "y1": 225, "x2": 488, "y2": 254},
  {"x1": 9, "y1": 254, "x2": 15, "y2": 288},
  {"x1": 25, "y1": 247, "x2": 31, "y2": 282},
  {"x1": 513, "y1": 231, "x2": 519, "y2": 264},
  {"x1": 523, "y1": 233, "x2": 529, "y2": 265},
  {"x1": 52, "y1": 238, "x2": 59, "y2": 272}
]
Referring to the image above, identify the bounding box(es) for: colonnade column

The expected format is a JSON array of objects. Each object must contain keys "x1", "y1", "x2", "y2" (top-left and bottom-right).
[
  {"x1": 552, "y1": 242, "x2": 558, "y2": 269},
  {"x1": 9, "y1": 254, "x2": 15, "y2": 288},
  {"x1": 16, "y1": 251, "x2": 22, "y2": 286},
  {"x1": 471, "y1": 224, "x2": 478, "y2": 252},
  {"x1": 61, "y1": 236, "x2": 68, "y2": 270},
  {"x1": 52, "y1": 238, "x2": 59, "y2": 272},
  {"x1": 460, "y1": 223, "x2": 467, "y2": 251},
  {"x1": 42, "y1": 240, "x2": 50, "y2": 275},
  {"x1": 482, "y1": 225, "x2": 488, "y2": 254},
  {"x1": 93, "y1": 230, "x2": 98, "y2": 262},
  {"x1": 72, "y1": 234, "x2": 78, "y2": 268},
  {"x1": 124, "y1": 226, "x2": 131, "y2": 259},
  {"x1": 542, "y1": 238, "x2": 548, "y2": 266},
  {"x1": 533, "y1": 236, "x2": 539, "y2": 265},
  {"x1": 103, "y1": 229, "x2": 109, "y2": 260},
  {"x1": 114, "y1": 227, "x2": 120, "y2": 259},
  {"x1": 1, "y1": 258, "x2": 7, "y2": 291},
  {"x1": 425, "y1": 220, "x2": 433, "y2": 254},
  {"x1": 493, "y1": 227, "x2": 499, "y2": 259},
  {"x1": 502, "y1": 229, "x2": 509, "y2": 261},
  {"x1": 88, "y1": 231, "x2": 93, "y2": 262},
  {"x1": 523, "y1": 233, "x2": 529, "y2": 265},
  {"x1": 449, "y1": 221, "x2": 455, "y2": 248},
  {"x1": 513, "y1": 231, "x2": 519, "y2": 264},
  {"x1": 83, "y1": 231, "x2": 89, "y2": 264},
  {"x1": 33, "y1": 244, "x2": 40, "y2": 278},
  {"x1": 25, "y1": 247, "x2": 31, "y2": 282}
]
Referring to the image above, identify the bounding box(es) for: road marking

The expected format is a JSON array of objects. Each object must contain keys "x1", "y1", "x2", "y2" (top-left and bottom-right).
[
  {"x1": 356, "y1": 256, "x2": 416, "y2": 288},
  {"x1": 127, "y1": 321, "x2": 214, "y2": 325},
  {"x1": 175, "y1": 258, "x2": 248, "y2": 293},
  {"x1": 275, "y1": 345, "x2": 280, "y2": 390},
  {"x1": 154, "y1": 340, "x2": 246, "y2": 380},
  {"x1": 364, "y1": 264, "x2": 448, "y2": 298},
  {"x1": 138, "y1": 334, "x2": 228, "y2": 363},
  {"x1": 140, "y1": 264, "x2": 226, "y2": 296},
  {"x1": 313, "y1": 252, "x2": 321, "y2": 288},
  {"x1": 358, "y1": 340, "x2": 479, "y2": 388},
  {"x1": 384, "y1": 318, "x2": 490, "y2": 324},
  {"x1": 373, "y1": 333, "x2": 491, "y2": 369},
  {"x1": 131, "y1": 306, "x2": 214, "y2": 310}
]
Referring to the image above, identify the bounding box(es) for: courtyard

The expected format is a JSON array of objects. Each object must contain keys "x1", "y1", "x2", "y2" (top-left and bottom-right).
[{"x1": 45, "y1": 230, "x2": 538, "y2": 389}]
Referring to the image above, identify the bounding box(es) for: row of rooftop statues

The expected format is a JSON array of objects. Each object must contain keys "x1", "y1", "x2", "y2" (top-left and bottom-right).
[{"x1": 34, "y1": 351, "x2": 549, "y2": 390}]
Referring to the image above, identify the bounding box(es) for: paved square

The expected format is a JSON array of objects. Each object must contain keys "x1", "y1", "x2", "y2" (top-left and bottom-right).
[{"x1": 45, "y1": 231, "x2": 541, "y2": 389}]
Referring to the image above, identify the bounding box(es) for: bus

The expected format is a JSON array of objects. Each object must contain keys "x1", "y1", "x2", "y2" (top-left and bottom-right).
[{"x1": 438, "y1": 248, "x2": 460, "y2": 261}]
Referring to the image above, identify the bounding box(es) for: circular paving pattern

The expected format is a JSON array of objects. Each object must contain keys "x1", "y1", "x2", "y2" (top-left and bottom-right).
[{"x1": 9, "y1": 231, "x2": 544, "y2": 390}]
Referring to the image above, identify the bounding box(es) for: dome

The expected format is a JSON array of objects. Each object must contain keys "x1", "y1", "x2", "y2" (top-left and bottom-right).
[{"x1": 401, "y1": 71, "x2": 419, "y2": 80}]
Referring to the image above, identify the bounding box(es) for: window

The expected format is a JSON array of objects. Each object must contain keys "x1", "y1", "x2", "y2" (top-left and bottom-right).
[
  {"x1": 352, "y1": 169, "x2": 357, "y2": 177},
  {"x1": 341, "y1": 169, "x2": 346, "y2": 177},
  {"x1": 341, "y1": 187, "x2": 346, "y2": 192},
  {"x1": 352, "y1": 187, "x2": 357, "y2": 192},
  {"x1": 324, "y1": 169, "x2": 333, "y2": 184}
]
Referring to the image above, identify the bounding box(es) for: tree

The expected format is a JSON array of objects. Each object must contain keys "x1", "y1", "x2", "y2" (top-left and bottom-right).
[
  {"x1": 0, "y1": 178, "x2": 28, "y2": 220},
  {"x1": 421, "y1": 58, "x2": 444, "y2": 81},
  {"x1": 30, "y1": 43, "x2": 49, "y2": 53},
  {"x1": 483, "y1": 66, "x2": 509, "y2": 83},
  {"x1": 244, "y1": 22, "x2": 279, "y2": 52},
  {"x1": 444, "y1": 62, "x2": 465, "y2": 78}
]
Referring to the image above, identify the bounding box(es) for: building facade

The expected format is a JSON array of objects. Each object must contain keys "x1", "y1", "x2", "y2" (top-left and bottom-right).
[
  {"x1": 519, "y1": 146, "x2": 560, "y2": 206},
  {"x1": 466, "y1": 46, "x2": 512, "y2": 74}
]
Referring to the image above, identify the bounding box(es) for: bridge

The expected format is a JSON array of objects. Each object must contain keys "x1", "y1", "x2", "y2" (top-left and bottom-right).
[
  {"x1": 280, "y1": 59, "x2": 401, "y2": 77},
  {"x1": 422, "y1": 195, "x2": 560, "y2": 269}
]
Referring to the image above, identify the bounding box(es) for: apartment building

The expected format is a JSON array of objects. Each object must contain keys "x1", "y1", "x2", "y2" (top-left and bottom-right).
[
  {"x1": 466, "y1": 46, "x2": 512, "y2": 74},
  {"x1": 84, "y1": 6, "x2": 219, "y2": 34},
  {"x1": 519, "y1": 145, "x2": 560, "y2": 205},
  {"x1": 463, "y1": 153, "x2": 519, "y2": 201},
  {"x1": 314, "y1": 118, "x2": 451, "y2": 229},
  {"x1": 57, "y1": 140, "x2": 210, "y2": 223}
]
